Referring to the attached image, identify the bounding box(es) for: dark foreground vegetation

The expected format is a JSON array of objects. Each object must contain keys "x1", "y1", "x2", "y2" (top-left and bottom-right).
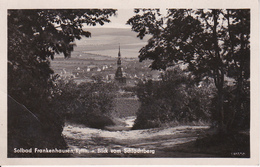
[
  {"x1": 128, "y1": 9, "x2": 250, "y2": 133},
  {"x1": 132, "y1": 67, "x2": 250, "y2": 132},
  {"x1": 133, "y1": 67, "x2": 214, "y2": 129},
  {"x1": 53, "y1": 79, "x2": 118, "y2": 129},
  {"x1": 8, "y1": 9, "x2": 117, "y2": 157}
]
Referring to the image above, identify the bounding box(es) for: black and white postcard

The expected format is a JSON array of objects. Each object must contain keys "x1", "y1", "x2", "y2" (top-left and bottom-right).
[{"x1": 0, "y1": 0, "x2": 259, "y2": 165}]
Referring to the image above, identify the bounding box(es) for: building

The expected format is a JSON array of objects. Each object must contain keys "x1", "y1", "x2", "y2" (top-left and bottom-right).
[{"x1": 115, "y1": 45, "x2": 126, "y2": 84}]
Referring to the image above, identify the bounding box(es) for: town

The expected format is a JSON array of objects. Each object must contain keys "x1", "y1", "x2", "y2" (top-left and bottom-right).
[{"x1": 51, "y1": 47, "x2": 162, "y2": 86}]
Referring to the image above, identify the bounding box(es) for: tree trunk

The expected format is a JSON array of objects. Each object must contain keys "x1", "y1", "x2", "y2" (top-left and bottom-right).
[
  {"x1": 227, "y1": 10, "x2": 246, "y2": 130},
  {"x1": 212, "y1": 9, "x2": 225, "y2": 133}
]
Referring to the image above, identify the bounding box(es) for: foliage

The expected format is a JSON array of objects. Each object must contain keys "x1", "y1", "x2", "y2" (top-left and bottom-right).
[
  {"x1": 127, "y1": 9, "x2": 250, "y2": 131},
  {"x1": 51, "y1": 79, "x2": 118, "y2": 129},
  {"x1": 8, "y1": 9, "x2": 116, "y2": 150},
  {"x1": 113, "y1": 98, "x2": 140, "y2": 118},
  {"x1": 211, "y1": 85, "x2": 250, "y2": 130},
  {"x1": 8, "y1": 9, "x2": 116, "y2": 106},
  {"x1": 133, "y1": 68, "x2": 214, "y2": 129}
]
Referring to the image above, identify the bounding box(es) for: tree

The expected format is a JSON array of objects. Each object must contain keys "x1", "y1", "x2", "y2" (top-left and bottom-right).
[
  {"x1": 133, "y1": 67, "x2": 214, "y2": 130},
  {"x1": 127, "y1": 9, "x2": 250, "y2": 132},
  {"x1": 51, "y1": 79, "x2": 117, "y2": 129},
  {"x1": 8, "y1": 9, "x2": 116, "y2": 107},
  {"x1": 223, "y1": 10, "x2": 250, "y2": 129},
  {"x1": 8, "y1": 9, "x2": 116, "y2": 156},
  {"x1": 8, "y1": 9, "x2": 116, "y2": 114}
]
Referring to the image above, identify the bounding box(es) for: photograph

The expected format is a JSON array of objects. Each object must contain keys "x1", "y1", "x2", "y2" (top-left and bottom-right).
[{"x1": 1, "y1": 0, "x2": 259, "y2": 165}]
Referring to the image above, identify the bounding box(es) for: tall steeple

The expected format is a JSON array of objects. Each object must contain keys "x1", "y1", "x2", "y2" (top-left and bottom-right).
[
  {"x1": 115, "y1": 43, "x2": 125, "y2": 83},
  {"x1": 117, "y1": 44, "x2": 121, "y2": 66}
]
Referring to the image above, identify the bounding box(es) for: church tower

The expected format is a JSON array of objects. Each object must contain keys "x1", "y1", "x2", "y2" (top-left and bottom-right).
[{"x1": 115, "y1": 44, "x2": 126, "y2": 83}]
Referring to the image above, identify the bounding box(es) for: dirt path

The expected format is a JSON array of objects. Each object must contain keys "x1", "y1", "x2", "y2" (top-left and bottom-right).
[{"x1": 62, "y1": 121, "x2": 214, "y2": 157}]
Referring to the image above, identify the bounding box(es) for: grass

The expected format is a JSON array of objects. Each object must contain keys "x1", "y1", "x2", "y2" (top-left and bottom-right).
[
  {"x1": 112, "y1": 98, "x2": 140, "y2": 118},
  {"x1": 161, "y1": 119, "x2": 211, "y2": 128},
  {"x1": 65, "y1": 113, "x2": 115, "y2": 129},
  {"x1": 162, "y1": 128, "x2": 250, "y2": 158},
  {"x1": 195, "y1": 130, "x2": 250, "y2": 157}
]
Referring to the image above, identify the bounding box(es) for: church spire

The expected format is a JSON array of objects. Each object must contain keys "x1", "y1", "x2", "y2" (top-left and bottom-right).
[
  {"x1": 117, "y1": 44, "x2": 121, "y2": 66},
  {"x1": 115, "y1": 43, "x2": 126, "y2": 84}
]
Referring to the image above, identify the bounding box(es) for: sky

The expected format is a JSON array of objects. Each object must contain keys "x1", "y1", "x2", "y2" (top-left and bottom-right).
[
  {"x1": 103, "y1": 9, "x2": 134, "y2": 28},
  {"x1": 71, "y1": 8, "x2": 168, "y2": 58},
  {"x1": 73, "y1": 9, "x2": 154, "y2": 58},
  {"x1": 87, "y1": 9, "x2": 135, "y2": 29},
  {"x1": 87, "y1": 8, "x2": 168, "y2": 29}
]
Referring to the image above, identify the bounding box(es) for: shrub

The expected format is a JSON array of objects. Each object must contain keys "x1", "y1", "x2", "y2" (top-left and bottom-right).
[
  {"x1": 210, "y1": 84, "x2": 250, "y2": 131},
  {"x1": 8, "y1": 74, "x2": 69, "y2": 157},
  {"x1": 133, "y1": 67, "x2": 215, "y2": 129},
  {"x1": 52, "y1": 78, "x2": 117, "y2": 129}
]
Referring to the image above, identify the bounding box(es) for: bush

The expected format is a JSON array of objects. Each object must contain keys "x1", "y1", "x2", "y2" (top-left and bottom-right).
[
  {"x1": 133, "y1": 67, "x2": 215, "y2": 130},
  {"x1": 67, "y1": 112, "x2": 115, "y2": 129},
  {"x1": 210, "y1": 84, "x2": 250, "y2": 131},
  {"x1": 52, "y1": 78, "x2": 117, "y2": 129},
  {"x1": 8, "y1": 74, "x2": 69, "y2": 157}
]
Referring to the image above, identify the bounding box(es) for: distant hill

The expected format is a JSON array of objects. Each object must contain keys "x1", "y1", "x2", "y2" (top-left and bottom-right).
[
  {"x1": 50, "y1": 28, "x2": 154, "y2": 80},
  {"x1": 72, "y1": 28, "x2": 150, "y2": 58}
]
